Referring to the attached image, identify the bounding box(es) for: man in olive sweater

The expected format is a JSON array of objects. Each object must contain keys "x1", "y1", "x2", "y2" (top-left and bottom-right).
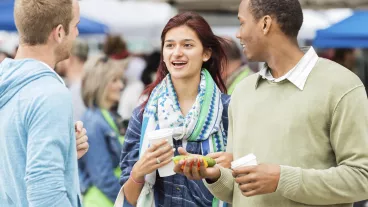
[{"x1": 174, "y1": 0, "x2": 368, "y2": 206}]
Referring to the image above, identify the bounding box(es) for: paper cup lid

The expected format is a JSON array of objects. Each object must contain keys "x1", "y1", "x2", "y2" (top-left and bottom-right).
[
  {"x1": 146, "y1": 128, "x2": 173, "y2": 140},
  {"x1": 231, "y1": 153, "x2": 257, "y2": 169}
]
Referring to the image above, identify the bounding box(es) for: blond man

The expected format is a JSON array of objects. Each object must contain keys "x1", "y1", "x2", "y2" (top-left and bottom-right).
[{"x1": 0, "y1": 0, "x2": 85, "y2": 206}]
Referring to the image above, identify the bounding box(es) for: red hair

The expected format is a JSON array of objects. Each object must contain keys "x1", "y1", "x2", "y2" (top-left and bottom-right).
[{"x1": 141, "y1": 12, "x2": 228, "y2": 110}]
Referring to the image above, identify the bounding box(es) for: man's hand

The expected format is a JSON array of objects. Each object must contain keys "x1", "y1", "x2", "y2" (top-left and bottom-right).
[
  {"x1": 173, "y1": 147, "x2": 221, "y2": 182},
  {"x1": 233, "y1": 164, "x2": 280, "y2": 197},
  {"x1": 207, "y1": 152, "x2": 233, "y2": 169},
  {"x1": 75, "y1": 121, "x2": 89, "y2": 159}
]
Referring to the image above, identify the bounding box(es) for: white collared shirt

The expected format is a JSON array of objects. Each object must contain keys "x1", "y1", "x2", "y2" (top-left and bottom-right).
[{"x1": 258, "y1": 47, "x2": 319, "y2": 90}]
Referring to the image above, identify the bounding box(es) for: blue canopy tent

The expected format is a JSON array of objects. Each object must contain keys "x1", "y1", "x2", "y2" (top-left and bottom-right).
[
  {"x1": 0, "y1": 0, "x2": 108, "y2": 35},
  {"x1": 313, "y1": 11, "x2": 368, "y2": 48}
]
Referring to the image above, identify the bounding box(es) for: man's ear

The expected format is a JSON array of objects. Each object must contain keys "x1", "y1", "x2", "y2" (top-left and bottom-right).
[
  {"x1": 53, "y1": 24, "x2": 65, "y2": 43},
  {"x1": 261, "y1": 15, "x2": 273, "y2": 35}
]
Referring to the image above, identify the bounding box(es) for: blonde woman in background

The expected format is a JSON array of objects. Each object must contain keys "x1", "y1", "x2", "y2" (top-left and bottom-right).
[{"x1": 78, "y1": 56, "x2": 127, "y2": 207}]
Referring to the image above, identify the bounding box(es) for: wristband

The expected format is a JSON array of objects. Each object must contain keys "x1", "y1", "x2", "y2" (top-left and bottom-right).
[{"x1": 130, "y1": 171, "x2": 145, "y2": 185}]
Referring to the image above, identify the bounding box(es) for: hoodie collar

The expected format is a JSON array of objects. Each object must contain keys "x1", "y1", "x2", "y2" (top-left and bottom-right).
[{"x1": 37, "y1": 60, "x2": 65, "y2": 86}]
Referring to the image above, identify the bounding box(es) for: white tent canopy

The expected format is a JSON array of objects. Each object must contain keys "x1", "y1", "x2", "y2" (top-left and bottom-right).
[
  {"x1": 79, "y1": 0, "x2": 354, "y2": 53},
  {"x1": 205, "y1": 9, "x2": 353, "y2": 40},
  {"x1": 299, "y1": 9, "x2": 353, "y2": 39},
  {"x1": 79, "y1": 0, "x2": 177, "y2": 53}
]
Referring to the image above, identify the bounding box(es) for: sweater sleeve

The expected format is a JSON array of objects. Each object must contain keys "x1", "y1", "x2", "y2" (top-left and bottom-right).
[
  {"x1": 276, "y1": 85, "x2": 368, "y2": 205},
  {"x1": 204, "y1": 100, "x2": 235, "y2": 203},
  {"x1": 25, "y1": 91, "x2": 74, "y2": 207}
]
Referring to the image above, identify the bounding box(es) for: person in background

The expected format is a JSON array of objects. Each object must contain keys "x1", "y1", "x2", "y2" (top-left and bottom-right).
[
  {"x1": 103, "y1": 35, "x2": 146, "y2": 82},
  {"x1": 104, "y1": 35, "x2": 130, "y2": 60},
  {"x1": 117, "y1": 75, "x2": 145, "y2": 130},
  {"x1": 111, "y1": 34, "x2": 147, "y2": 129},
  {"x1": 117, "y1": 51, "x2": 161, "y2": 128},
  {"x1": 221, "y1": 37, "x2": 254, "y2": 95},
  {"x1": 58, "y1": 39, "x2": 89, "y2": 122},
  {"x1": 119, "y1": 11, "x2": 231, "y2": 207},
  {"x1": 141, "y1": 51, "x2": 161, "y2": 87},
  {"x1": 354, "y1": 200, "x2": 368, "y2": 207},
  {"x1": 332, "y1": 48, "x2": 356, "y2": 72},
  {"x1": 0, "y1": 0, "x2": 82, "y2": 206},
  {"x1": 78, "y1": 56, "x2": 126, "y2": 207},
  {"x1": 54, "y1": 59, "x2": 68, "y2": 82}
]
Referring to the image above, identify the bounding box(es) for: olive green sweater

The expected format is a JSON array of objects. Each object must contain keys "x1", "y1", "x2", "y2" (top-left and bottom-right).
[{"x1": 205, "y1": 58, "x2": 368, "y2": 207}]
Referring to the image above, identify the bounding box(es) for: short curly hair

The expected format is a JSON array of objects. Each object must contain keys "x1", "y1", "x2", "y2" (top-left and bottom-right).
[{"x1": 249, "y1": 0, "x2": 303, "y2": 38}]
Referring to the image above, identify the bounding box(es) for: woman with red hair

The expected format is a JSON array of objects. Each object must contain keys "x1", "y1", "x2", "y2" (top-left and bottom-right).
[{"x1": 119, "y1": 12, "x2": 230, "y2": 207}]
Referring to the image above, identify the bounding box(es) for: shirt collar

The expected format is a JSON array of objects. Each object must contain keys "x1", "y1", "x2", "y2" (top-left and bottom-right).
[{"x1": 256, "y1": 47, "x2": 319, "y2": 90}]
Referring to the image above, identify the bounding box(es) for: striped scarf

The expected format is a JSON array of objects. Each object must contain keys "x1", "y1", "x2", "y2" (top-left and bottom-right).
[{"x1": 137, "y1": 69, "x2": 227, "y2": 207}]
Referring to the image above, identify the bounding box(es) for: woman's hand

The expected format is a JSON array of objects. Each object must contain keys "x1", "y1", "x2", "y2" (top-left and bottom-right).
[
  {"x1": 131, "y1": 140, "x2": 175, "y2": 182},
  {"x1": 75, "y1": 121, "x2": 89, "y2": 159}
]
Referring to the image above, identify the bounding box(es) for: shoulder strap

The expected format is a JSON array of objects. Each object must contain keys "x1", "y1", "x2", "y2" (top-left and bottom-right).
[{"x1": 101, "y1": 109, "x2": 124, "y2": 144}]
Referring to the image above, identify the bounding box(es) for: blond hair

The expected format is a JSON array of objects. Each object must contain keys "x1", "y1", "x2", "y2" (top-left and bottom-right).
[
  {"x1": 14, "y1": 0, "x2": 73, "y2": 45},
  {"x1": 82, "y1": 56, "x2": 128, "y2": 108}
]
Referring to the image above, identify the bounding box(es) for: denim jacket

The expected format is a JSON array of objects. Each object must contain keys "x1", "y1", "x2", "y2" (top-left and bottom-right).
[{"x1": 78, "y1": 108, "x2": 122, "y2": 202}]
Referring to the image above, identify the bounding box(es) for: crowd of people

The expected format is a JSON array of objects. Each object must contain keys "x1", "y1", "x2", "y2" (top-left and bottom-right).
[{"x1": 1, "y1": 0, "x2": 368, "y2": 207}]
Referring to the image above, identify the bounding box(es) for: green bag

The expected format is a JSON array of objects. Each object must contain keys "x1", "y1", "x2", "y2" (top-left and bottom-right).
[{"x1": 83, "y1": 168, "x2": 122, "y2": 207}]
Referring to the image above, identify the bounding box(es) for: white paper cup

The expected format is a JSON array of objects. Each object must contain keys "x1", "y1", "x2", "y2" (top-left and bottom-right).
[
  {"x1": 231, "y1": 153, "x2": 257, "y2": 170},
  {"x1": 147, "y1": 128, "x2": 175, "y2": 177}
]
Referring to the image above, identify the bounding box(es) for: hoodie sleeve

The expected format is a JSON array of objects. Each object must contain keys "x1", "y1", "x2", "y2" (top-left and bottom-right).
[{"x1": 24, "y1": 90, "x2": 74, "y2": 207}]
